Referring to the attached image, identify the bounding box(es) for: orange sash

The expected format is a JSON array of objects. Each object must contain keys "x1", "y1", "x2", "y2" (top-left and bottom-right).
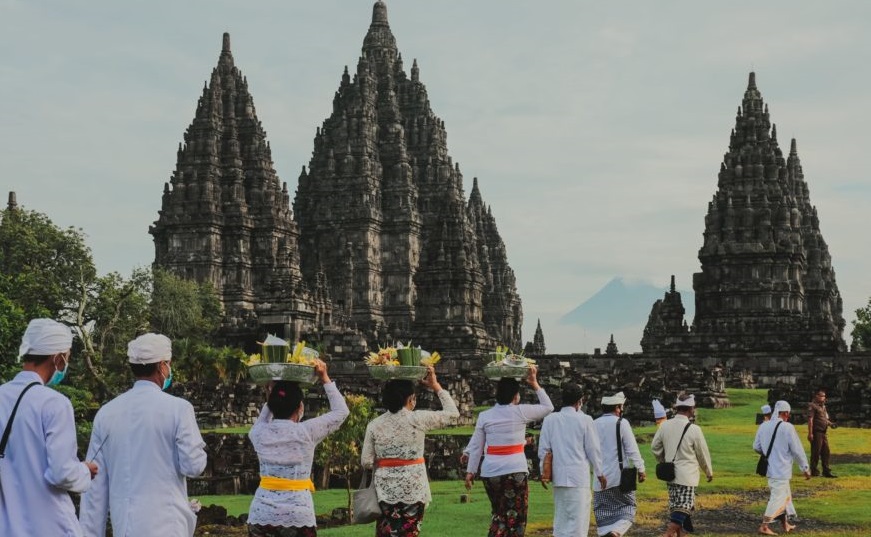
[
  {"x1": 376, "y1": 457, "x2": 425, "y2": 468},
  {"x1": 486, "y1": 444, "x2": 525, "y2": 455}
]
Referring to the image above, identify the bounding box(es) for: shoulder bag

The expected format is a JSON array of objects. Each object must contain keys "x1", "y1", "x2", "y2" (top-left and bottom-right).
[
  {"x1": 617, "y1": 417, "x2": 637, "y2": 492},
  {"x1": 756, "y1": 421, "x2": 783, "y2": 477},
  {"x1": 655, "y1": 422, "x2": 692, "y2": 481},
  {"x1": 352, "y1": 469, "x2": 380, "y2": 524},
  {"x1": 0, "y1": 382, "x2": 42, "y2": 461}
]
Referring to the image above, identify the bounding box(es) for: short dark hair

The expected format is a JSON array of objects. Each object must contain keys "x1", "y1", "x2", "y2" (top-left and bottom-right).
[
  {"x1": 20, "y1": 354, "x2": 53, "y2": 365},
  {"x1": 383, "y1": 380, "x2": 415, "y2": 413},
  {"x1": 496, "y1": 378, "x2": 520, "y2": 405},
  {"x1": 129, "y1": 363, "x2": 160, "y2": 377},
  {"x1": 602, "y1": 403, "x2": 619, "y2": 413},
  {"x1": 815, "y1": 388, "x2": 827, "y2": 395},
  {"x1": 268, "y1": 381, "x2": 304, "y2": 420},
  {"x1": 561, "y1": 383, "x2": 583, "y2": 408}
]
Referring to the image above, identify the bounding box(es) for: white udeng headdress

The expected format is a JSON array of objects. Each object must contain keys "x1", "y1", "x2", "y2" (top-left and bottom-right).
[
  {"x1": 674, "y1": 394, "x2": 696, "y2": 408},
  {"x1": 127, "y1": 333, "x2": 172, "y2": 364},
  {"x1": 774, "y1": 400, "x2": 791, "y2": 414},
  {"x1": 18, "y1": 319, "x2": 73, "y2": 361},
  {"x1": 652, "y1": 399, "x2": 667, "y2": 418}
]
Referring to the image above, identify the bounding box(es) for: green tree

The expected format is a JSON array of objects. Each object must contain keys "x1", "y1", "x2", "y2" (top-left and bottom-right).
[
  {"x1": 73, "y1": 268, "x2": 152, "y2": 398},
  {"x1": 852, "y1": 297, "x2": 871, "y2": 351},
  {"x1": 0, "y1": 292, "x2": 28, "y2": 380},
  {"x1": 0, "y1": 206, "x2": 96, "y2": 319},
  {"x1": 150, "y1": 269, "x2": 222, "y2": 339},
  {"x1": 315, "y1": 393, "x2": 376, "y2": 519}
]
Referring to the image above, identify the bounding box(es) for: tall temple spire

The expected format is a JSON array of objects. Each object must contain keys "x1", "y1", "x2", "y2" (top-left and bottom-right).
[
  {"x1": 151, "y1": 33, "x2": 327, "y2": 343},
  {"x1": 643, "y1": 72, "x2": 845, "y2": 355},
  {"x1": 6, "y1": 191, "x2": 17, "y2": 211},
  {"x1": 295, "y1": 2, "x2": 522, "y2": 355}
]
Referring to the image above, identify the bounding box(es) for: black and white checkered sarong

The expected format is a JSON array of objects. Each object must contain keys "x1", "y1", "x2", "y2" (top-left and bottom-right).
[
  {"x1": 593, "y1": 487, "x2": 637, "y2": 528},
  {"x1": 667, "y1": 483, "x2": 695, "y2": 514}
]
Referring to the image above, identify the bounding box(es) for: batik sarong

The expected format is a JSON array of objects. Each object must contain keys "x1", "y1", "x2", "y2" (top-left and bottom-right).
[
  {"x1": 763, "y1": 478, "x2": 793, "y2": 524},
  {"x1": 593, "y1": 487, "x2": 637, "y2": 536},
  {"x1": 666, "y1": 483, "x2": 695, "y2": 533},
  {"x1": 247, "y1": 524, "x2": 317, "y2": 537},
  {"x1": 483, "y1": 472, "x2": 529, "y2": 537},
  {"x1": 376, "y1": 501, "x2": 426, "y2": 537}
]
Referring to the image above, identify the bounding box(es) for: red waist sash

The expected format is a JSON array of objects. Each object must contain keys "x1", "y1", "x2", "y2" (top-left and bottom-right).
[
  {"x1": 376, "y1": 457, "x2": 425, "y2": 468},
  {"x1": 486, "y1": 444, "x2": 525, "y2": 455}
]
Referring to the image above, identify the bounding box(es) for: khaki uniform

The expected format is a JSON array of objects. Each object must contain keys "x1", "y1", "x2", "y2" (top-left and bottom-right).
[{"x1": 807, "y1": 401, "x2": 831, "y2": 476}]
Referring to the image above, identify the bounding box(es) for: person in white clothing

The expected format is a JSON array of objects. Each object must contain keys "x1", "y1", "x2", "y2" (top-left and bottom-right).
[
  {"x1": 651, "y1": 394, "x2": 713, "y2": 537},
  {"x1": 79, "y1": 333, "x2": 207, "y2": 537},
  {"x1": 464, "y1": 365, "x2": 553, "y2": 537},
  {"x1": 361, "y1": 366, "x2": 458, "y2": 537},
  {"x1": 593, "y1": 392, "x2": 646, "y2": 537},
  {"x1": 538, "y1": 383, "x2": 605, "y2": 537},
  {"x1": 247, "y1": 359, "x2": 349, "y2": 536},
  {"x1": 0, "y1": 318, "x2": 97, "y2": 537},
  {"x1": 753, "y1": 401, "x2": 811, "y2": 536}
]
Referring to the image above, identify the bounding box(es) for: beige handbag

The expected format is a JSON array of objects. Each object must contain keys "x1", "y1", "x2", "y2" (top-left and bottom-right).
[{"x1": 352, "y1": 470, "x2": 380, "y2": 524}]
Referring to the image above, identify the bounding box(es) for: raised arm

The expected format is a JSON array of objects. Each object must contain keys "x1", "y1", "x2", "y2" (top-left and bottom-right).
[
  {"x1": 303, "y1": 381, "x2": 351, "y2": 444},
  {"x1": 408, "y1": 367, "x2": 460, "y2": 430}
]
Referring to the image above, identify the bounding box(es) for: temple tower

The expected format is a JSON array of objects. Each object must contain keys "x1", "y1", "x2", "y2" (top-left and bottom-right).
[
  {"x1": 643, "y1": 73, "x2": 846, "y2": 355},
  {"x1": 150, "y1": 33, "x2": 328, "y2": 341},
  {"x1": 294, "y1": 2, "x2": 522, "y2": 354}
]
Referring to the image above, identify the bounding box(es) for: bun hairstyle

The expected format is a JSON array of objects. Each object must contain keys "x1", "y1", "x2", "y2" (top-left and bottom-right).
[
  {"x1": 383, "y1": 379, "x2": 415, "y2": 413},
  {"x1": 496, "y1": 377, "x2": 521, "y2": 405},
  {"x1": 268, "y1": 381, "x2": 304, "y2": 419}
]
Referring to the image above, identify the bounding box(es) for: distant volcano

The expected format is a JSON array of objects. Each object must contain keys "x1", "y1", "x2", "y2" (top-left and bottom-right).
[{"x1": 559, "y1": 277, "x2": 695, "y2": 330}]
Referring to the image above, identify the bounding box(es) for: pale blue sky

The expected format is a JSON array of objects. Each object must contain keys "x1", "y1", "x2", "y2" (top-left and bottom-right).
[{"x1": 2, "y1": 1, "x2": 869, "y2": 353}]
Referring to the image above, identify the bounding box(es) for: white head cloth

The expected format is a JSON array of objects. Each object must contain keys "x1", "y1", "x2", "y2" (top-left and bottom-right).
[
  {"x1": 18, "y1": 318, "x2": 73, "y2": 361},
  {"x1": 652, "y1": 399, "x2": 667, "y2": 419},
  {"x1": 761, "y1": 404, "x2": 772, "y2": 414},
  {"x1": 602, "y1": 391, "x2": 626, "y2": 406},
  {"x1": 127, "y1": 333, "x2": 172, "y2": 364},
  {"x1": 674, "y1": 394, "x2": 696, "y2": 408},
  {"x1": 774, "y1": 400, "x2": 791, "y2": 414}
]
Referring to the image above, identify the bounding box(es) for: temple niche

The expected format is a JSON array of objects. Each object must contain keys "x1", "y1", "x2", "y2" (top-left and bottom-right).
[
  {"x1": 643, "y1": 73, "x2": 847, "y2": 356},
  {"x1": 151, "y1": 2, "x2": 523, "y2": 356}
]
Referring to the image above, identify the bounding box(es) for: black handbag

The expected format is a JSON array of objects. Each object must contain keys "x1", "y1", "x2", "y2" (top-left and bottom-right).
[
  {"x1": 616, "y1": 417, "x2": 637, "y2": 492},
  {"x1": 655, "y1": 422, "x2": 691, "y2": 481},
  {"x1": 756, "y1": 421, "x2": 783, "y2": 477}
]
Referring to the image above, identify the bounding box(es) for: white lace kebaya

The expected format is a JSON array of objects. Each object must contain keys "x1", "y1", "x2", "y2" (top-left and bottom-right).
[
  {"x1": 247, "y1": 382, "x2": 349, "y2": 528},
  {"x1": 361, "y1": 389, "x2": 459, "y2": 505}
]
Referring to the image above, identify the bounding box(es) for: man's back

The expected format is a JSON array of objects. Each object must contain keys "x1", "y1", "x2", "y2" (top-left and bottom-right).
[
  {"x1": 0, "y1": 372, "x2": 90, "y2": 536},
  {"x1": 80, "y1": 381, "x2": 206, "y2": 537},
  {"x1": 754, "y1": 418, "x2": 808, "y2": 479}
]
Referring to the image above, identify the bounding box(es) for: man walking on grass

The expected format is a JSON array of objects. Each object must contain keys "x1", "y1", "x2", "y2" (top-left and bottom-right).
[
  {"x1": 651, "y1": 393, "x2": 713, "y2": 537},
  {"x1": 754, "y1": 401, "x2": 811, "y2": 535},
  {"x1": 807, "y1": 389, "x2": 836, "y2": 478}
]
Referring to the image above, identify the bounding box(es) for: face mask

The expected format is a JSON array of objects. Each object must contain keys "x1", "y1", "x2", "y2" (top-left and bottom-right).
[
  {"x1": 47, "y1": 356, "x2": 69, "y2": 387},
  {"x1": 162, "y1": 363, "x2": 173, "y2": 391}
]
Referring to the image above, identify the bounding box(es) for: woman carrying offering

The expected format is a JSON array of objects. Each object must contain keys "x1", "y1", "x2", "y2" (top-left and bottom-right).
[
  {"x1": 464, "y1": 365, "x2": 554, "y2": 537},
  {"x1": 247, "y1": 360, "x2": 349, "y2": 537},
  {"x1": 361, "y1": 365, "x2": 459, "y2": 536}
]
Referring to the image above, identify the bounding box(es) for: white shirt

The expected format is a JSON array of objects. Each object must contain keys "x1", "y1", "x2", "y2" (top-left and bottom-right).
[
  {"x1": 753, "y1": 417, "x2": 809, "y2": 479},
  {"x1": 538, "y1": 406, "x2": 603, "y2": 488},
  {"x1": 465, "y1": 388, "x2": 553, "y2": 478},
  {"x1": 79, "y1": 381, "x2": 207, "y2": 537},
  {"x1": 651, "y1": 414, "x2": 712, "y2": 487},
  {"x1": 247, "y1": 382, "x2": 349, "y2": 527},
  {"x1": 593, "y1": 413, "x2": 645, "y2": 492},
  {"x1": 0, "y1": 371, "x2": 91, "y2": 537},
  {"x1": 361, "y1": 389, "x2": 459, "y2": 505}
]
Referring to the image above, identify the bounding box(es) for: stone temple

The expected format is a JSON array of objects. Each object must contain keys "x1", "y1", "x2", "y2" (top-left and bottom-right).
[
  {"x1": 642, "y1": 73, "x2": 846, "y2": 356},
  {"x1": 150, "y1": 2, "x2": 522, "y2": 356}
]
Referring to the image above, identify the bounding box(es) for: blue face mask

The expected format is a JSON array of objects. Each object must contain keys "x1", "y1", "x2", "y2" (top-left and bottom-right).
[
  {"x1": 162, "y1": 364, "x2": 173, "y2": 391},
  {"x1": 47, "y1": 356, "x2": 69, "y2": 387}
]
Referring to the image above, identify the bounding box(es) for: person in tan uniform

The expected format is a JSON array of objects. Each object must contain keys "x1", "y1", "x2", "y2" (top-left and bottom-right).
[{"x1": 807, "y1": 389, "x2": 837, "y2": 478}]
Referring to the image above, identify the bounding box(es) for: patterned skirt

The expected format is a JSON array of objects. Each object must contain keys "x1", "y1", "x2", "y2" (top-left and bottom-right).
[
  {"x1": 247, "y1": 524, "x2": 317, "y2": 537},
  {"x1": 376, "y1": 501, "x2": 426, "y2": 537},
  {"x1": 483, "y1": 472, "x2": 529, "y2": 537},
  {"x1": 593, "y1": 487, "x2": 637, "y2": 529},
  {"x1": 666, "y1": 483, "x2": 696, "y2": 533}
]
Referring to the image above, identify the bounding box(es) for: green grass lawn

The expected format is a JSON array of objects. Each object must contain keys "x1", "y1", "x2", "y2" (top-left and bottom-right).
[{"x1": 197, "y1": 388, "x2": 871, "y2": 536}]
